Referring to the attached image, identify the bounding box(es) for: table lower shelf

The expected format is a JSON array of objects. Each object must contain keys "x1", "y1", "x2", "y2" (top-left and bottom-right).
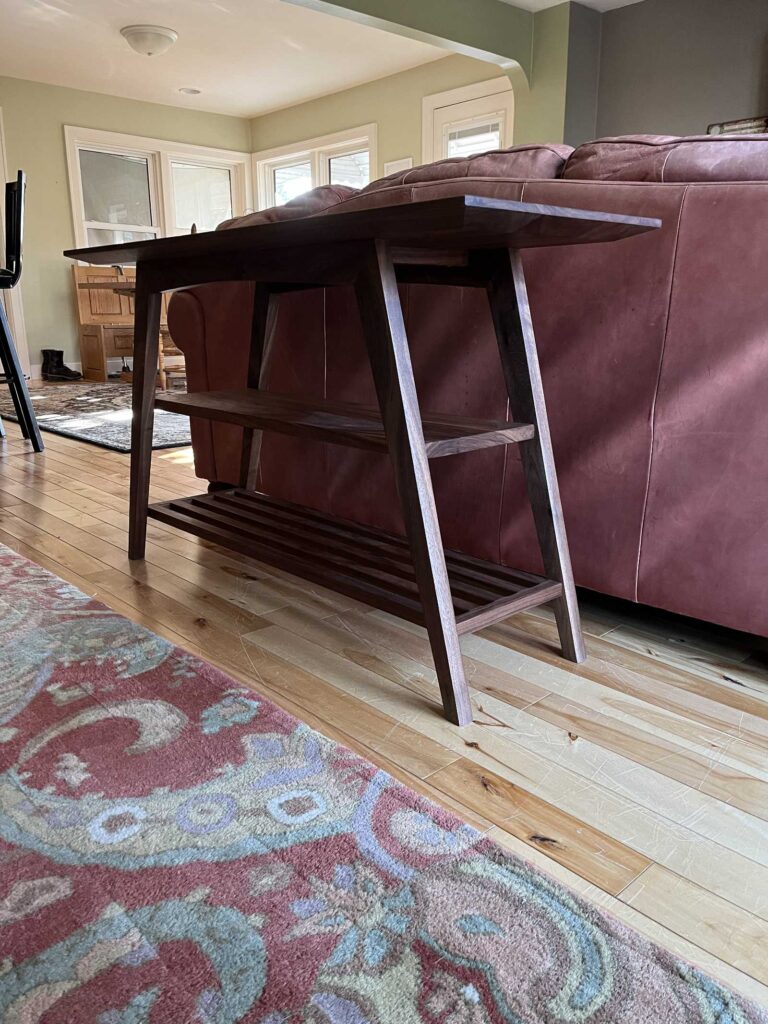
[
  {"x1": 148, "y1": 488, "x2": 563, "y2": 634},
  {"x1": 154, "y1": 389, "x2": 534, "y2": 459}
]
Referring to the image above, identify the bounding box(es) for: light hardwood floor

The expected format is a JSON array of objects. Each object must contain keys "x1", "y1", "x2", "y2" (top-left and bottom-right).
[{"x1": 1, "y1": 417, "x2": 767, "y2": 1007}]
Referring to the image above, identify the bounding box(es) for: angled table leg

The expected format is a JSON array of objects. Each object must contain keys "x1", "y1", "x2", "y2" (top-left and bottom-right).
[
  {"x1": 355, "y1": 240, "x2": 473, "y2": 726},
  {"x1": 0, "y1": 299, "x2": 43, "y2": 452},
  {"x1": 128, "y1": 274, "x2": 162, "y2": 560},
  {"x1": 240, "y1": 286, "x2": 280, "y2": 489},
  {"x1": 487, "y1": 248, "x2": 586, "y2": 664}
]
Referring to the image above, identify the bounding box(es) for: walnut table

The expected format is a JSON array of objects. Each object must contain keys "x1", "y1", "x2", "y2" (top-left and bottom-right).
[{"x1": 65, "y1": 195, "x2": 660, "y2": 726}]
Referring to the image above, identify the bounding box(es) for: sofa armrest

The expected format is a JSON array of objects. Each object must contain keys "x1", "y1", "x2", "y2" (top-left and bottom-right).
[{"x1": 167, "y1": 283, "x2": 254, "y2": 484}]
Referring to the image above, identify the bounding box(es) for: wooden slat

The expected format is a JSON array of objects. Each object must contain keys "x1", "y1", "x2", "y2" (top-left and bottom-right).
[
  {"x1": 156, "y1": 388, "x2": 534, "y2": 459},
  {"x1": 148, "y1": 489, "x2": 561, "y2": 634},
  {"x1": 229, "y1": 487, "x2": 545, "y2": 590}
]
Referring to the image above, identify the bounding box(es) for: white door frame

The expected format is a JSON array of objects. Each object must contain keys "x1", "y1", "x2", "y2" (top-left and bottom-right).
[
  {"x1": 0, "y1": 107, "x2": 31, "y2": 375},
  {"x1": 421, "y1": 77, "x2": 514, "y2": 166}
]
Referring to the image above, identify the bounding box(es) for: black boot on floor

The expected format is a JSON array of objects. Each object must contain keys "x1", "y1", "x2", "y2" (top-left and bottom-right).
[{"x1": 42, "y1": 350, "x2": 82, "y2": 382}]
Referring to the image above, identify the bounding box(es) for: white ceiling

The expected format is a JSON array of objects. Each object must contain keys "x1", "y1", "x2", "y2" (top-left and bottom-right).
[
  {"x1": 0, "y1": 0, "x2": 447, "y2": 119},
  {"x1": 504, "y1": 0, "x2": 644, "y2": 10}
]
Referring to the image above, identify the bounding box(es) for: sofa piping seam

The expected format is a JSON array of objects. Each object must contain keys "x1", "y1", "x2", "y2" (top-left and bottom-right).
[{"x1": 634, "y1": 183, "x2": 690, "y2": 602}]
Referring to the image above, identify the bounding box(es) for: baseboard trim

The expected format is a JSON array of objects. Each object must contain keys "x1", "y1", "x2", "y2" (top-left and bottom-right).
[{"x1": 29, "y1": 356, "x2": 183, "y2": 381}]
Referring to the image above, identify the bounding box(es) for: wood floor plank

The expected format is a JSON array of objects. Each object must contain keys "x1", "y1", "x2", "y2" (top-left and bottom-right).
[
  {"x1": 427, "y1": 757, "x2": 651, "y2": 895},
  {"x1": 485, "y1": 614, "x2": 768, "y2": 721},
  {"x1": 621, "y1": 864, "x2": 768, "y2": 985},
  {"x1": 606, "y1": 624, "x2": 768, "y2": 698},
  {"x1": 332, "y1": 603, "x2": 768, "y2": 781}
]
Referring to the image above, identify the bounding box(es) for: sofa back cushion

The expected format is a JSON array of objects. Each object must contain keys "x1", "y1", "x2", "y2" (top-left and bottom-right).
[
  {"x1": 217, "y1": 184, "x2": 357, "y2": 230},
  {"x1": 323, "y1": 144, "x2": 573, "y2": 217},
  {"x1": 564, "y1": 134, "x2": 768, "y2": 182},
  {"x1": 361, "y1": 144, "x2": 573, "y2": 192}
]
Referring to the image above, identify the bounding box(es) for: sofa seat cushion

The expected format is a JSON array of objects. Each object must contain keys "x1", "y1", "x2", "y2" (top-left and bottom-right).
[
  {"x1": 565, "y1": 134, "x2": 768, "y2": 183},
  {"x1": 217, "y1": 184, "x2": 358, "y2": 230}
]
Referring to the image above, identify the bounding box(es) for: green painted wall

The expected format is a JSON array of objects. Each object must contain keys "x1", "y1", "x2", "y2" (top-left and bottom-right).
[
  {"x1": 251, "y1": 7, "x2": 576, "y2": 174},
  {"x1": 518, "y1": 3, "x2": 571, "y2": 144},
  {"x1": 0, "y1": 76, "x2": 250, "y2": 368},
  {"x1": 251, "y1": 55, "x2": 506, "y2": 172}
]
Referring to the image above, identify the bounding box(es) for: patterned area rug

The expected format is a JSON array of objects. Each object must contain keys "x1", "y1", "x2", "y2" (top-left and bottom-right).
[
  {"x1": 0, "y1": 381, "x2": 191, "y2": 452},
  {"x1": 0, "y1": 543, "x2": 765, "y2": 1023}
]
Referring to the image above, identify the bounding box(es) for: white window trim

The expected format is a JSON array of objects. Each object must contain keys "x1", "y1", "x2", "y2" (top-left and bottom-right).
[
  {"x1": 0, "y1": 106, "x2": 30, "y2": 374},
  {"x1": 253, "y1": 123, "x2": 377, "y2": 211},
  {"x1": 64, "y1": 126, "x2": 253, "y2": 250},
  {"x1": 422, "y1": 78, "x2": 514, "y2": 165}
]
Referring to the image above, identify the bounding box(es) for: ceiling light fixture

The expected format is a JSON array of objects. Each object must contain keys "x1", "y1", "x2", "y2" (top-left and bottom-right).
[
  {"x1": 178, "y1": 87, "x2": 201, "y2": 95},
  {"x1": 120, "y1": 25, "x2": 178, "y2": 57}
]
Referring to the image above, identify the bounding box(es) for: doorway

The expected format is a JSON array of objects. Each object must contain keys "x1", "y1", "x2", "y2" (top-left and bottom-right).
[{"x1": 422, "y1": 77, "x2": 515, "y2": 166}]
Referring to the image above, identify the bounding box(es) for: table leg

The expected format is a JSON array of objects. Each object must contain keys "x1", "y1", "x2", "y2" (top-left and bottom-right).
[
  {"x1": 355, "y1": 240, "x2": 472, "y2": 726},
  {"x1": 487, "y1": 247, "x2": 585, "y2": 663},
  {"x1": 240, "y1": 286, "x2": 280, "y2": 490},
  {"x1": 128, "y1": 275, "x2": 161, "y2": 560}
]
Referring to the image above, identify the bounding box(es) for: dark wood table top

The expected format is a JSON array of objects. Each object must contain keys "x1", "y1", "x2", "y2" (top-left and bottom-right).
[{"x1": 65, "y1": 194, "x2": 661, "y2": 269}]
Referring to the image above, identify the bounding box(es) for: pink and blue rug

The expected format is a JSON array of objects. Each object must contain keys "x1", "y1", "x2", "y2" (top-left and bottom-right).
[{"x1": 0, "y1": 542, "x2": 765, "y2": 1023}]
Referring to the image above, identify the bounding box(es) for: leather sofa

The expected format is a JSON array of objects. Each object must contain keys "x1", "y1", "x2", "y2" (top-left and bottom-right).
[{"x1": 167, "y1": 135, "x2": 768, "y2": 638}]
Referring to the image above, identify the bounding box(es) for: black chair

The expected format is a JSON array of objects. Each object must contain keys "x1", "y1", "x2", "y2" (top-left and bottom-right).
[{"x1": 0, "y1": 170, "x2": 43, "y2": 451}]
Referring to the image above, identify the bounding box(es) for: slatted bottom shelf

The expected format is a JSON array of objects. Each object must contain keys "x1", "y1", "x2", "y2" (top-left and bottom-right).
[{"x1": 148, "y1": 489, "x2": 563, "y2": 634}]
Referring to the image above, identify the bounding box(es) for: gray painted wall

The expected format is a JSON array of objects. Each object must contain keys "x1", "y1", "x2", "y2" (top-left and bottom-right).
[
  {"x1": 565, "y1": 2, "x2": 602, "y2": 145},
  {"x1": 596, "y1": 0, "x2": 768, "y2": 137}
]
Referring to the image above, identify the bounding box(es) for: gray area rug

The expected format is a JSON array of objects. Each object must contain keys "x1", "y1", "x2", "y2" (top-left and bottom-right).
[{"x1": 0, "y1": 381, "x2": 191, "y2": 452}]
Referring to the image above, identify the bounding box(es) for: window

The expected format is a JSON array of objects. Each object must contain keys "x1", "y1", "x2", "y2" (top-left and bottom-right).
[
  {"x1": 272, "y1": 160, "x2": 313, "y2": 206},
  {"x1": 328, "y1": 150, "x2": 370, "y2": 190},
  {"x1": 254, "y1": 125, "x2": 376, "y2": 210},
  {"x1": 168, "y1": 161, "x2": 233, "y2": 234},
  {"x1": 78, "y1": 149, "x2": 158, "y2": 246},
  {"x1": 422, "y1": 79, "x2": 514, "y2": 164},
  {"x1": 66, "y1": 127, "x2": 251, "y2": 250}
]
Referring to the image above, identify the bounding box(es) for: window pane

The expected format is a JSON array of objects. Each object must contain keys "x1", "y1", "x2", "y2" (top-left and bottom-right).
[
  {"x1": 328, "y1": 150, "x2": 370, "y2": 190},
  {"x1": 171, "y1": 161, "x2": 232, "y2": 232},
  {"x1": 86, "y1": 228, "x2": 156, "y2": 246},
  {"x1": 273, "y1": 162, "x2": 312, "y2": 206},
  {"x1": 446, "y1": 122, "x2": 502, "y2": 159},
  {"x1": 79, "y1": 150, "x2": 152, "y2": 226}
]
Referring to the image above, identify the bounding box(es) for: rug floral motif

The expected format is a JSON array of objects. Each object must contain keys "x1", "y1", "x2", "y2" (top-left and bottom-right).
[
  {"x1": 0, "y1": 381, "x2": 190, "y2": 452},
  {"x1": 0, "y1": 542, "x2": 765, "y2": 1023}
]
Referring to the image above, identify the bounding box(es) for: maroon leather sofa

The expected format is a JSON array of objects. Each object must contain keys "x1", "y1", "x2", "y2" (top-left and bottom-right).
[{"x1": 167, "y1": 135, "x2": 768, "y2": 638}]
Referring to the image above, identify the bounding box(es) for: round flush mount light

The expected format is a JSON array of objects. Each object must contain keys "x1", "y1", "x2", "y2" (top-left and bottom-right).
[
  {"x1": 178, "y1": 87, "x2": 201, "y2": 95},
  {"x1": 120, "y1": 25, "x2": 178, "y2": 57}
]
